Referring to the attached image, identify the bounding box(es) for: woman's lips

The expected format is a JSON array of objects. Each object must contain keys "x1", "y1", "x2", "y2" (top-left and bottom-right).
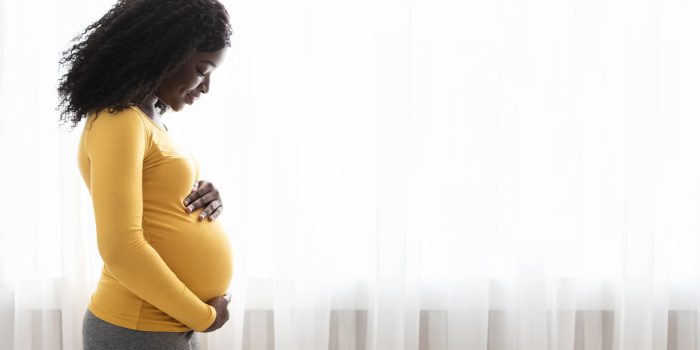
[{"x1": 185, "y1": 93, "x2": 194, "y2": 105}]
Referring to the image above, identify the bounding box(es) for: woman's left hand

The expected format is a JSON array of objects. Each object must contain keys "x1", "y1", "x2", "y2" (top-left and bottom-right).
[{"x1": 183, "y1": 180, "x2": 223, "y2": 221}]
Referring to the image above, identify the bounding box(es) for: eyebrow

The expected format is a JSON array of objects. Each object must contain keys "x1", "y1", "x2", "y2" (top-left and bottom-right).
[{"x1": 201, "y1": 60, "x2": 217, "y2": 68}]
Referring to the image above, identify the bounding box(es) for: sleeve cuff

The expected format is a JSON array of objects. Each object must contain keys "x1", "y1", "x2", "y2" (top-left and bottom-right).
[{"x1": 192, "y1": 304, "x2": 217, "y2": 332}]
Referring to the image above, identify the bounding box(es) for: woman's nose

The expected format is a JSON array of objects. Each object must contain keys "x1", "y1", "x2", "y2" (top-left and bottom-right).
[{"x1": 201, "y1": 76, "x2": 210, "y2": 94}]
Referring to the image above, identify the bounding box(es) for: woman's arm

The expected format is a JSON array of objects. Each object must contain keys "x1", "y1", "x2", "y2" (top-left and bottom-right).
[{"x1": 86, "y1": 109, "x2": 215, "y2": 332}]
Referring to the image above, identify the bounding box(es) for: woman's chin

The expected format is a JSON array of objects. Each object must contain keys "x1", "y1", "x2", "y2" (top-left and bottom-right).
[{"x1": 170, "y1": 102, "x2": 185, "y2": 112}]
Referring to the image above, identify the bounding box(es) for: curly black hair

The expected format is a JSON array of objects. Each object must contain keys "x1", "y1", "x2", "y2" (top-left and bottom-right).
[{"x1": 56, "y1": 0, "x2": 232, "y2": 130}]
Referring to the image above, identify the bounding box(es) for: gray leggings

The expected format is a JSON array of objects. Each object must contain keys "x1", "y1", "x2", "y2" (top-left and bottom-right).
[{"x1": 82, "y1": 309, "x2": 201, "y2": 350}]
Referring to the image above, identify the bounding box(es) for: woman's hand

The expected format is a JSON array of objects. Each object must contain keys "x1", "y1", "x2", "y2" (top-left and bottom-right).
[
  {"x1": 183, "y1": 180, "x2": 224, "y2": 221},
  {"x1": 203, "y1": 292, "x2": 232, "y2": 333}
]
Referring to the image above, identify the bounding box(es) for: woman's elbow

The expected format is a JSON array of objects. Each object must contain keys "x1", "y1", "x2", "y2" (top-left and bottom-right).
[{"x1": 96, "y1": 231, "x2": 146, "y2": 265}]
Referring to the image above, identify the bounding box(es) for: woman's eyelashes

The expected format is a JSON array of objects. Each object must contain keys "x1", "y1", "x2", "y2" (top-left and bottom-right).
[{"x1": 196, "y1": 67, "x2": 207, "y2": 77}]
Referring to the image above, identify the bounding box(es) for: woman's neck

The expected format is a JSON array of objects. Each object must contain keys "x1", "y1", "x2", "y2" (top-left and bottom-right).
[{"x1": 137, "y1": 94, "x2": 160, "y2": 121}]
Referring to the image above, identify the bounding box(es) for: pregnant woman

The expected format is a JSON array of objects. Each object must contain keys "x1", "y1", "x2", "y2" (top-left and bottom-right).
[{"x1": 56, "y1": 0, "x2": 234, "y2": 348}]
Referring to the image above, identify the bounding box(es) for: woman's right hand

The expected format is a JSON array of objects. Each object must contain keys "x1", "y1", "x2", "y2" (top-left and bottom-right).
[{"x1": 202, "y1": 293, "x2": 232, "y2": 332}]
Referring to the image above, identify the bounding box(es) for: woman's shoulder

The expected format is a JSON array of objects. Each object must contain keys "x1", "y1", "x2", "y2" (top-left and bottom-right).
[{"x1": 86, "y1": 105, "x2": 149, "y2": 133}]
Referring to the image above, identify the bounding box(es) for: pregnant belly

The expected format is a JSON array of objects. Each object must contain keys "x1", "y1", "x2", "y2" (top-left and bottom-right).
[{"x1": 143, "y1": 210, "x2": 233, "y2": 301}]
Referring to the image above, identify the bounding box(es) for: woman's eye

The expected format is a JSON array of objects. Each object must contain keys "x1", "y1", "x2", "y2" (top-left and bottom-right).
[{"x1": 196, "y1": 68, "x2": 206, "y2": 77}]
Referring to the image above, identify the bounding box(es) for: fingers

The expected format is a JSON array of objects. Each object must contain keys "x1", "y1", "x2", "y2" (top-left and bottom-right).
[
  {"x1": 184, "y1": 190, "x2": 218, "y2": 214},
  {"x1": 182, "y1": 180, "x2": 224, "y2": 221},
  {"x1": 224, "y1": 293, "x2": 232, "y2": 323},
  {"x1": 216, "y1": 295, "x2": 231, "y2": 328},
  {"x1": 204, "y1": 295, "x2": 232, "y2": 332},
  {"x1": 199, "y1": 199, "x2": 223, "y2": 221},
  {"x1": 184, "y1": 181, "x2": 204, "y2": 203},
  {"x1": 183, "y1": 181, "x2": 214, "y2": 208},
  {"x1": 207, "y1": 205, "x2": 223, "y2": 221}
]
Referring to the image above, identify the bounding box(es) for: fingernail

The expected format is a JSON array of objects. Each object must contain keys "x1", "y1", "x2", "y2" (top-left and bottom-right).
[
  {"x1": 186, "y1": 206, "x2": 192, "y2": 212},
  {"x1": 183, "y1": 199, "x2": 189, "y2": 205}
]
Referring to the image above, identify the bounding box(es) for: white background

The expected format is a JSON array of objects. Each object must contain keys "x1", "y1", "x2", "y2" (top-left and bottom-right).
[{"x1": 2, "y1": 0, "x2": 700, "y2": 349}]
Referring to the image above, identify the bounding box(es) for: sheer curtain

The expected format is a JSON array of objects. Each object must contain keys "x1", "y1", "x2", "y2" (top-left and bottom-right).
[{"x1": 2, "y1": 0, "x2": 700, "y2": 349}]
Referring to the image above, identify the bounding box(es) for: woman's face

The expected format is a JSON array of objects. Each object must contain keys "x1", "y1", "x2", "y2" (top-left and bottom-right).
[{"x1": 154, "y1": 47, "x2": 228, "y2": 111}]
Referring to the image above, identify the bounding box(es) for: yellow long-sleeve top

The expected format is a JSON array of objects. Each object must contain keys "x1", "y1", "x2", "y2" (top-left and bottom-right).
[{"x1": 77, "y1": 105, "x2": 233, "y2": 332}]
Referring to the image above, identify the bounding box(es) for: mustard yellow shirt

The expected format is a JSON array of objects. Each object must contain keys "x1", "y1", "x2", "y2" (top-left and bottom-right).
[{"x1": 77, "y1": 105, "x2": 233, "y2": 332}]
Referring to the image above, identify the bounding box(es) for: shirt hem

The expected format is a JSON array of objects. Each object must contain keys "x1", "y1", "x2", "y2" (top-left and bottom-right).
[{"x1": 87, "y1": 301, "x2": 193, "y2": 332}]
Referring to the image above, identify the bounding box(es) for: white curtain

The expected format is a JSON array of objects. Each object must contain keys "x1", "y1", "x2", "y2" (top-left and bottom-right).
[{"x1": 2, "y1": 0, "x2": 700, "y2": 349}]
